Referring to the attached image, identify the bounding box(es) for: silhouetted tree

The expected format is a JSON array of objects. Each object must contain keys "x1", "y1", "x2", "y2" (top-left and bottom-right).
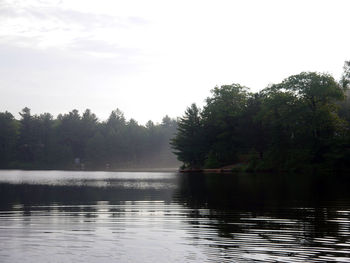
[
  {"x1": 171, "y1": 103, "x2": 205, "y2": 168},
  {"x1": 0, "y1": 111, "x2": 18, "y2": 167}
]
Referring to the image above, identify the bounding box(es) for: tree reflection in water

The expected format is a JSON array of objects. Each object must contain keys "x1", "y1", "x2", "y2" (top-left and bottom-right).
[
  {"x1": 175, "y1": 173, "x2": 350, "y2": 261},
  {"x1": 0, "y1": 171, "x2": 349, "y2": 262}
]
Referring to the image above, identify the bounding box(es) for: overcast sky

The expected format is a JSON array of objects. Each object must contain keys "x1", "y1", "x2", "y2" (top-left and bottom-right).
[{"x1": 1, "y1": 0, "x2": 349, "y2": 124}]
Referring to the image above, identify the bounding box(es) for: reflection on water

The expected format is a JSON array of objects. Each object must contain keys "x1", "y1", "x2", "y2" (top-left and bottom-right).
[{"x1": 0, "y1": 171, "x2": 349, "y2": 262}]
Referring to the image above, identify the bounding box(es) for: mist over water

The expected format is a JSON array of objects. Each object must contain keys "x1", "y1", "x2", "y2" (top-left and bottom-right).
[{"x1": 0, "y1": 170, "x2": 350, "y2": 262}]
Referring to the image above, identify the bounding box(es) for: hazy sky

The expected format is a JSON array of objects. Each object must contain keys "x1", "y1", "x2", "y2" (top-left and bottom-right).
[{"x1": 1, "y1": 0, "x2": 349, "y2": 124}]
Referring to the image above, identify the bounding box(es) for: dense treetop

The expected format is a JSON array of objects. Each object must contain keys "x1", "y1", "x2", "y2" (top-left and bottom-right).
[{"x1": 172, "y1": 62, "x2": 350, "y2": 172}]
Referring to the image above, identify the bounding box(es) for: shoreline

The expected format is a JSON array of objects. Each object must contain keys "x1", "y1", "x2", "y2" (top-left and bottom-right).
[{"x1": 0, "y1": 167, "x2": 180, "y2": 173}]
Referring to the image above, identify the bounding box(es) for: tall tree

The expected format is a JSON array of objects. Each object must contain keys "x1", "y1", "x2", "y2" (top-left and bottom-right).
[
  {"x1": 0, "y1": 111, "x2": 18, "y2": 167},
  {"x1": 171, "y1": 103, "x2": 205, "y2": 168},
  {"x1": 17, "y1": 107, "x2": 35, "y2": 163},
  {"x1": 340, "y1": 60, "x2": 350, "y2": 90},
  {"x1": 201, "y1": 84, "x2": 250, "y2": 166}
]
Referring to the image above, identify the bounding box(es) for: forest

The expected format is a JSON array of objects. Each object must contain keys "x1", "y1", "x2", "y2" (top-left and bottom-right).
[
  {"x1": 0, "y1": 108, "x2": 178, "y2": 170},
  {"x1": 1, "y1": 61, "x2": 349, "y2": 172},
  {"x1": 171, "y1": 61, "x2": 350, "y2": 173}
]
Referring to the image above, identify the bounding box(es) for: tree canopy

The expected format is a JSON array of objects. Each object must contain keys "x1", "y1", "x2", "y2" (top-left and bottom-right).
[{"x1": 171, "y1": 69, "x2": 350, "y2": 173}]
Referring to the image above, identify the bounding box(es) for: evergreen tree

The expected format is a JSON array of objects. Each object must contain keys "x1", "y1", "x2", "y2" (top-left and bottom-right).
[{"x1": 171, "y1": 104, "x2": 205, "y2": 168}]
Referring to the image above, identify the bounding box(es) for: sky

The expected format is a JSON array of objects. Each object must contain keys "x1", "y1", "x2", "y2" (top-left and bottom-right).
[{"x1": 0, "y1": 0, "x2": 349, "y2": 124}]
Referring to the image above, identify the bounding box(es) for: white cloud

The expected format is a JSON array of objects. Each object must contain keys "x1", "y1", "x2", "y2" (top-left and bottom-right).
[
  {"x1": 0, "y1": 0, "x2": 150, "y2": 50},
  {"x1": 0, "y1": 0, "x2": 349, "y2": 123}
]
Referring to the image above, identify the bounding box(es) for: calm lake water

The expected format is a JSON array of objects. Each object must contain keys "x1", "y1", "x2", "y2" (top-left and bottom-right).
[{"x1": 0, "y1": 170, "x2": 349, "y2": 262}]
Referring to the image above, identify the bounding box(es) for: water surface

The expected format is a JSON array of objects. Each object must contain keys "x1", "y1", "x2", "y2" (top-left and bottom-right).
[{"x1": 0, "y1": 170, "x2": 349, "y2": 262}]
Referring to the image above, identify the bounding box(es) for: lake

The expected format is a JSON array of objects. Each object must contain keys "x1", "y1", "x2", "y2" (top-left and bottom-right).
[{"x1": 0, "y1": 170, "x2": 349, "y2": 262}]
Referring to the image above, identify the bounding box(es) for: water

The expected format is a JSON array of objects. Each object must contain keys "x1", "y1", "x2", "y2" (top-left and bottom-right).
[{"x1": 0, "y1": 170, "x2": 349, "y2": 262}]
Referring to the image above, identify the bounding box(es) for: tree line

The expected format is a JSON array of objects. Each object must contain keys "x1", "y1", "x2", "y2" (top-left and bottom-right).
[
  {"x1": 171, "y1": 61, "x2": 350, "y2": 173},
  {"x1": 0, "y1": 108, "x2": 179, "y2": 169}
]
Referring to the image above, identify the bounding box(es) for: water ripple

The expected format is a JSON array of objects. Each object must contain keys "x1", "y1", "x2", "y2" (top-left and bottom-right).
[{"x1": 0, "y1": 170, "x2": 349, "y2": 262}]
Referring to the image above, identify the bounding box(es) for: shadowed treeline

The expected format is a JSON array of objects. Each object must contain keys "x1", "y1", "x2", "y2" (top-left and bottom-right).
[
  {"x1": 0, "y1": 108, "x2": 179, "y2": 170},
  {"x1": 172, "y1": 63, "x2": 350, "y2": 172}
]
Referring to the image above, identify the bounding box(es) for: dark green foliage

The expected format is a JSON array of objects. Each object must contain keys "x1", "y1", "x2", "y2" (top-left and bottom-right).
[
  {"x1": 0, "y1": 111, "x2": 18, "y2": 167},
  {"x1": 171, "y1": 104, "x2": 206, "y2": 168},
  {"x1": 171, "y1": 70, "x2": 349, "y2": 172},
  {"x1": 201, "y1": 84, "x2": 250, "y2": 167},
  {"x1": 0, "y1": 108, "x2": 179, "y2": 170},
  {"x1": 259, "y1": 72, "x2": 345, "y2": 169}
]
